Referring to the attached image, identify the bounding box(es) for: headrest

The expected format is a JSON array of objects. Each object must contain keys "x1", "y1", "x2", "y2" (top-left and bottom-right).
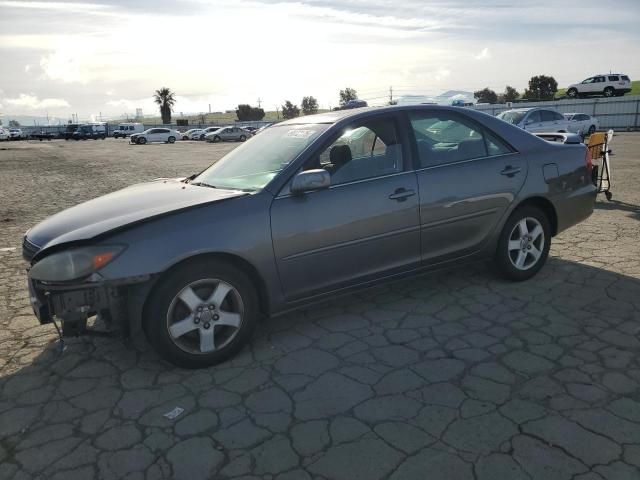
[{"x1": 329, "y1": 145, "x2": 352, "y2": 167}]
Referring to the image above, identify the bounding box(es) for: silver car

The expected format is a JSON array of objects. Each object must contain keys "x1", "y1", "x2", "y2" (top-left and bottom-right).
[
  {"x1": 205, "y1": 126, "x2": 252, "y2": 142},
  {"x1": 23, "y1": 106, "x2": 596, "y2": 368}
]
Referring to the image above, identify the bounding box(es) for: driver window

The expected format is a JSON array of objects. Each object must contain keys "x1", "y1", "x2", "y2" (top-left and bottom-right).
[{"x1": 307, "y1": 117, "x2": 404, "y2": 186}]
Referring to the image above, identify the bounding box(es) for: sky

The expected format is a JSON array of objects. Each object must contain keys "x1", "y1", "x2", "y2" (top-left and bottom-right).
[{"x1": 0, "y1": 0, "x2": 639, "y2": 122}]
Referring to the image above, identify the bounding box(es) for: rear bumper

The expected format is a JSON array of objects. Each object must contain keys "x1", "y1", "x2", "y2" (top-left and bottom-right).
[{"x1": 617, "y1": 88, "x2": 632, "y2": 94}]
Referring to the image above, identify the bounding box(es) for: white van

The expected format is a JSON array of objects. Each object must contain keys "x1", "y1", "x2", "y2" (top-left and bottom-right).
[{"x1": 113, "y1": 123, "x2": 144, "y2": 138}]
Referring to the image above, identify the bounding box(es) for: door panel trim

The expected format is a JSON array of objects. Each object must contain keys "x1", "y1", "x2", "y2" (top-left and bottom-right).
[
  {"x1": 420, "y1": 208, "x2": 499, "y2": 230},
  {"x1": 281, "y1": 224, "x2": 421, "y2": 261}
]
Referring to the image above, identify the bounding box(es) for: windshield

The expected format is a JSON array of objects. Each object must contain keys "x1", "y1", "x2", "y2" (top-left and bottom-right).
[
  {"x1": 497, "y1": 111, "x2": 526, "y2": 125},
  {"x1": 192, "y1": 123, "x2": 329, "y2": 191}
]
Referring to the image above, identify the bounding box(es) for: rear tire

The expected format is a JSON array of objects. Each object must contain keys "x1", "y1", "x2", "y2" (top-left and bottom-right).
[
  {"x1": 168, "y1": 136, "x2": 176, "y2": 144},
  {"x1": 494, "y1": 206, "x2": 551, "y2": 281},
  {"x1": 143, "y1": 260, "x2": 258, "y2": 368}
]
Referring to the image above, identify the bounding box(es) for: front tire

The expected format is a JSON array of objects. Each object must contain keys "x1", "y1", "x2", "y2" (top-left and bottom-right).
[
  {"x1": 588, "y1": 125, "x2": 596, "y2": 135},
  {"x1": 213, "y1": 136, "x2": 221, "y2": 143},
  {"x1": 239, "y1": 135, "x2": 246, "y2": 142},
  {"x1": 143, "y1": 260, "x2": 258, "y2": 368},
  {"x1": 495, "y1": 206, "x2": 551, "y2": 281},
  {"x1": 567, "y1": 88, "x2": 578, "y2": 98},
  {"x1": 603, "y1": 87, "x2": 614, "y2": 97},
  {"x1": 137, "y1": 137, "x2": 147, "y2": 145}
]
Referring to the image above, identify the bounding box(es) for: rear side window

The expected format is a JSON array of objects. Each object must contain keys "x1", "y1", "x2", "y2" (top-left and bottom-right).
[
  {"x1": 553, "y1": 112, "x2": 565, "y2": 121},
  {"x1": 540, "y1": 111, "x2": 556, "y2": 122},
  {"x1": 608, "y1": 75, "x2": 619, "y2": 81},
  {"x1": 409, "y1": 111, "x2": 513, "y2": 167}
]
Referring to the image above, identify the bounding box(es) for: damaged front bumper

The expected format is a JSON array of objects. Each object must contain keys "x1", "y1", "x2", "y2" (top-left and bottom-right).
[{"x1": 27, "y1": 275, "x2": 148, "y2": 336}]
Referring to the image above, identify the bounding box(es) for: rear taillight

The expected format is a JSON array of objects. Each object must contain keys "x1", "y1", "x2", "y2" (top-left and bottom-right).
[{"x1": 585, "y1": 147, "x2": 593, "y2": 172}]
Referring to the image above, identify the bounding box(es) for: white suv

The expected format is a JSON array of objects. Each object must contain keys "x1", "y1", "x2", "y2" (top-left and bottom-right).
[
  {"x1": 496, "y1": 108, "x2": 570, "y2": 133},
  {"x1": 566, "y1": 74, "x2": 631, "y2": 98}
]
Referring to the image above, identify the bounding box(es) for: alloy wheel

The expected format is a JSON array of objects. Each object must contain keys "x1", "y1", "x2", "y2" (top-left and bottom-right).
[
  {"x1": 166, "y1": 279, "x2": 244, "y2": 355},
  {"x1": 507, "y1": 217, "x2": 545, "y2": 271}
]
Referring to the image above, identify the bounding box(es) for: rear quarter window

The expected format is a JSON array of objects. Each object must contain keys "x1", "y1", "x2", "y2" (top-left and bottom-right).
[{"x1": 622, "y1": 75, "x2": 630, "y2": 82}]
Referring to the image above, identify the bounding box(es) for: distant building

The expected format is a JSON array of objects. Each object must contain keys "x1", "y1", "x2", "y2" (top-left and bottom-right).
[{"x1": 135, "y1": 108, "x2": 143, "y2": 118}]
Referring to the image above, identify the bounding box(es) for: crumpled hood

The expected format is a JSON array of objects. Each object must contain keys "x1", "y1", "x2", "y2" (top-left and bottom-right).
[{"x1": 27, "y1": 178, "x2": 246, "y2": 251}]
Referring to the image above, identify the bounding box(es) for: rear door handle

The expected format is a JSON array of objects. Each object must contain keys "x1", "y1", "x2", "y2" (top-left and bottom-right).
[
  {"x1": 501, "y1": 166, "x2": 522, "y2": 177},
  {"x1": 389, "y1": 188, "x2": 416, "y2": 202}
]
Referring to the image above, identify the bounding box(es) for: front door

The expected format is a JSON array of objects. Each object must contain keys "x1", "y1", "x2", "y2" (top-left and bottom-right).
[
  {"x1": 270, "y1": 114, "x2": 421, "y2": 301},
  {"x1": 408, "y1": 110, "x2": 527, "y2": 264}
]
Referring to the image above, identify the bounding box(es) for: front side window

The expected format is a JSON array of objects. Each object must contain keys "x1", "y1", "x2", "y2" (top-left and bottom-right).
[
  {"x1": 410, "y1": 111, "x2": 512, "y2": 167},
  {"x1": 309, "y1": 117, "x2": 404, "y2": 185},
  {"x1": 582, "y1": 77, "x2": 594, "y2": 84},
  {"x1": 193, "y1": 123, "x2": 329, "y2": 191}
]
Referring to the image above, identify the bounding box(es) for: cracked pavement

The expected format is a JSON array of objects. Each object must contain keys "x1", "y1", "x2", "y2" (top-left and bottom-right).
[{"x1": 1, "y1": 135, "x2": 640, "y2": 479}]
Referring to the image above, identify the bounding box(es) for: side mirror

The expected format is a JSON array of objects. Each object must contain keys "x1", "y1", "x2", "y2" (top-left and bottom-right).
[{"x1": 291, "y1": 169, "x2": 330, "y2": 194}]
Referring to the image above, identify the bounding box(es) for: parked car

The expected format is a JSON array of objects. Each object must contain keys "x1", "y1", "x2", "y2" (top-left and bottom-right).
[
  {"x1": 181, "y1": 129, "x2": 204, "y2": 140},
  {"x1": 566, "y1": 74, "x2": 631, "y2": 98},
  {"x1": 129, "y1": 128, "x2": 180, "y2": 145},
  {"x1": 62, "y1": 123, "x2": 81, "y2": 140},
  {"x1": 0, "y1": 128, "x2": 9, "y2": 141},
  {"x1": 342, "y1": 99, "x2": 368, "y2": 109},
  {"x1": 198, "y1": 126, "x2": 225, "y2": 140},
  {"x1": 113, "y1": 123, "x2": 144, "y2": 138},
  {"x1": 30, "y1": 131, "x2": 56, "y2": 141},
  {"x1": 72, "y1": 123, "x2": 107, "y2": 140},
  {"x1": 205, "y1": 126, "x2": 251, "y2": 142},
  {"x1": 497, "y1": 108, "x2": 570, "y2": 133},
  {"x1": 9, "y1": 128, "x2": 24, "y2": 140},
  {"x1": 564, "y1": 113, "x2": 599, "y2": 136},
  {"x1": 23, "y1": 105, "x2": 596, "y2": 368}
]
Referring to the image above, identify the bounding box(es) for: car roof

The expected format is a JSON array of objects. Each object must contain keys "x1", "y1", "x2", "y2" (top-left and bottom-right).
[{"x1": 279, "y1": 104, "x2": 528, "y2": 126}]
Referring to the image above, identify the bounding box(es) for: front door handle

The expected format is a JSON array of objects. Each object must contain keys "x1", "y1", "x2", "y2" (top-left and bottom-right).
[
  {"x1": 389, "y1": 188, "x2": 416, "y2": 202},
  {"x1": 501, "y1": 165, "x2": 522, "y2": 177}
]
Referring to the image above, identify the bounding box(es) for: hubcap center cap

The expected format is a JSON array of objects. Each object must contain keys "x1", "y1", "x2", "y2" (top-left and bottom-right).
[{"x1": 200, "y1": 309, "x2": 213, "y2": 323}]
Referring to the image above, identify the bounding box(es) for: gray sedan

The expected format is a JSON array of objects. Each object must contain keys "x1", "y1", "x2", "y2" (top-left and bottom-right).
[
  {"x1": 205, "y1": 126, "x2": 251, "y2": 142},
  {"x1": 23, "y1": 106, "x2": 596, "y2": 368}
]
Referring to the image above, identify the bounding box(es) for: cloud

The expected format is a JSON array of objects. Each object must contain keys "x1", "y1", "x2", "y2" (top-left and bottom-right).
[
  {"x1": 4, "y1": 94, "x2": 70, "y2": 109},
  {"x1": 475, "y1": 47, "x2": 491, "y2": 60}
]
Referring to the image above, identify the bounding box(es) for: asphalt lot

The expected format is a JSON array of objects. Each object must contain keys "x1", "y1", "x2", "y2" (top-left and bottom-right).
[{"x1": 1, "y1": 135, "x2": 640, "y2": 480}]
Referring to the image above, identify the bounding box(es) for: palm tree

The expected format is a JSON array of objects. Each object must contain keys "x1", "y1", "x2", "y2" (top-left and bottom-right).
[{"x1": 153, "y1": 87, "x2": 176, "y2": 124}]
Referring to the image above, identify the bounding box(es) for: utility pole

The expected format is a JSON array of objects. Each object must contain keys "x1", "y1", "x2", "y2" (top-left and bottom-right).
[
  {"x1": 257, "y1": 97, "x2": 262, "y2": 108},
  {"x1": 389, "y1": 86, "x2": 393, "y2": 105}
]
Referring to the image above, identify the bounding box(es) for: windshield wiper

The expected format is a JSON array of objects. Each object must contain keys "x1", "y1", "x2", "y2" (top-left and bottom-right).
[{"x1": 190, "y1": 181, "x2": 217, "y2": 189}]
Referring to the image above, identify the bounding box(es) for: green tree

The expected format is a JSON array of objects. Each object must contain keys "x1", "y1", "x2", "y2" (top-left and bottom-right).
[
  {"x1": 153, "y1": 87, "x2": 176, "y2": 124},
  {"x1": 301, "y1": 96, "x2": 319, "y2": 115},
  {"x1": 524, "y1": 75, "x2": 558, "y2": 100},
  {"x1": 474, "y1": 87, "x2": 498, "y2": 104},
  {"x1": 503, "y1": 85, "x2": 519, "y2": 102},
  {"x1": 281, "y1": 100, "x2": 300, "y2": 119},
  {"x1": 339, "y1": 87, "x2": 358, "y2": 107},
  {"x1": 235, "y1": 104, "x2": 265, "y2": 121},
  {"x1": 9, "y1": 120, "x2": 21, "y2": 127}
]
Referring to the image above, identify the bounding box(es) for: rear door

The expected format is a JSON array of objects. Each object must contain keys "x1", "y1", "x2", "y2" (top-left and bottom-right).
[
  {"x1": 409, "y1": 110, "x2": 527, "y2": 264},
  {"x1": 270, "y1": 113, "x2": 421, "y2": 301},
  {"x1": 523, "y1": 110, "x2": 543, "y2": 132}
]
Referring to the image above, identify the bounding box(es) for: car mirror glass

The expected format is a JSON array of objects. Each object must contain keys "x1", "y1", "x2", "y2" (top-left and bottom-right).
[{"x1": 290, "y1": 169, "x2": 330, "y2": 194}]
